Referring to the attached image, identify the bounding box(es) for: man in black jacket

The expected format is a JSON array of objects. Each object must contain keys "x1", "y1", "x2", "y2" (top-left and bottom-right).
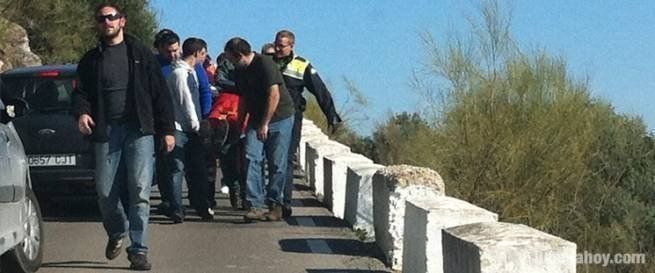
[
  {"x1": 73, "y1": 3, "x2": 175, "y2": 271},
  {"x1": 273, "y1": 30, "x2": 342, "y2": 217}
]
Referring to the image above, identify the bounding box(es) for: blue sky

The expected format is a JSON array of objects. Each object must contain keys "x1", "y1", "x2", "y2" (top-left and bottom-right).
[{"x1": 150, "y1": 0, "x2": 655, "y2": 135}]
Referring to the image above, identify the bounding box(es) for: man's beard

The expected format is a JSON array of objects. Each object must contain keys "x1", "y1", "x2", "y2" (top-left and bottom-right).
[{"x1": 100, "y1": 27, "x2": 121, "y2": 40}]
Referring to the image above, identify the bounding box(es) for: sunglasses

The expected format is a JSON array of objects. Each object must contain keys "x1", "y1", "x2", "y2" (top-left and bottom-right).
[{"x1": 95, "y1": 13, "x2": 123, "y2": 23}]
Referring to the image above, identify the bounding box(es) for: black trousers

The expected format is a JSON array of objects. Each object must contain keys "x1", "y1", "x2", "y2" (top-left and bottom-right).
[{"x1": 284, "y1": 111, "x2": 304, "y2": 206}]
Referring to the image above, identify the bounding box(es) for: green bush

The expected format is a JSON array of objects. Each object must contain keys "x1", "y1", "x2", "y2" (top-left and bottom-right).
[{"x1": 371, "y1": 2, "x2": 655, "y2": 272}]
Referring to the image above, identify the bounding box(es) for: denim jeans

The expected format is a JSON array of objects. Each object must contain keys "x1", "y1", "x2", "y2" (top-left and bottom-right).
[
  {"x1": 245, "y1": 116, "x2": 293, "y2": 209},
  {"x1": 95, "y1": 123, "x2": 154, "y2": 254},
  {"x1": 163, "y1": 130, "x2": 210, "y2": 214}
]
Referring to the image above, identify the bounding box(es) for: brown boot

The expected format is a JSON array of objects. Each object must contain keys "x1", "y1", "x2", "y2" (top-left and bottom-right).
[
  {"x1": 265, "y1": 204, "x2": 283, "y2": 221},
  {"x1": 244, "y1": 207, "x2": 267, "y2": 221}
]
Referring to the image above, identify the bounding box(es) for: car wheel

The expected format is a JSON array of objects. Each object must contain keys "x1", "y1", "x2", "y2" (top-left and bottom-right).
[{"x1": 1, "y1": 189, "x2": 44, "y2": 273}]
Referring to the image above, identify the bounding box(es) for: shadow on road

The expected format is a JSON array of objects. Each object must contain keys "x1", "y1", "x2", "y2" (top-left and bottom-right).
[
  {"x1": 42, "y1": 260, "x2": 130, "y2": 271},
  {"x1": 279, "y1": 238, "x2": 384, "y2": 259},
  {"x1": 285, "y1": 215, "x2": 350, "y2": 228},
  {"x1": 292, "y1": 197, "x2": 325, "y2": 208},
  {"x1": 307, "y1": 269, "x2": 389, "y2": 273}
]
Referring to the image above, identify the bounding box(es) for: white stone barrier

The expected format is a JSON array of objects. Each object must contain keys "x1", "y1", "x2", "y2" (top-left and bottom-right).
[
  {"x1": 442, "y1": 222, "x2": 577, "y2": 273},
  {"x1": 299, "y1": 128, "x2": 328, "y2": 171},
  {"x1": 298, "y1": 119, "x2": 575, "y2": 273},
  {"x1": 373, "y1": 165, "x2": 446, "y2": 271},
  {"x1": 305, "y1": 139, "x2": 350, "y2": 198},
  {"x1": 344, "y1": 163, "x2": 384, "y2": 241},
  {"x1": 301, "y1": 118, "x2": 316, "y2": 128},
  {"x1": 402, "y1": 196, "x2": 498, "y2": 273},
  {"x1": 323, "y1": 153, "x2": 374, "y2": 218}
]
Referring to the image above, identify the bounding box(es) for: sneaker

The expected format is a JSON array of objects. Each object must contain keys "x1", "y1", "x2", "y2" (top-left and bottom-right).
[
  {"x1": 105, "y1": 237, "x2": 123, "y2": 260},
  {"x1": 265, "y1": 204, "x2": 283, "y2": 221},
  {"x1": 128, "y1": 252, "x2": 152, "y2": 271},
  {"x1": 282, "y1": 205, "x2": 293, "y2": 218},
  {"x1": 244, "y1": 207, "x2": 267, "y2": 221}
]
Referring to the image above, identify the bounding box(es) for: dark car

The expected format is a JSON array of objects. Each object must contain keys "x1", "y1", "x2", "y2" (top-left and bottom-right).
[{"x1": 0, "y1": 64, "x2": 95, "y2": 198}]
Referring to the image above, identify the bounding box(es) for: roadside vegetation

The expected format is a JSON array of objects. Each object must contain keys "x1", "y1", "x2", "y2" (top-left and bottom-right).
[{"x1": 308, "y1": 1, "x2": 654, "y2": 272}]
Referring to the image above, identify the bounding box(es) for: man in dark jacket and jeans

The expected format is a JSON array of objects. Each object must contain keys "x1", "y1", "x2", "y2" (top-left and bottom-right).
[
  {"x1": 73, "y1": 3, "x2": 175, "y2": 271},
  {"x1": 273, "y1": 30, "x2": 342, "y2": 218}
]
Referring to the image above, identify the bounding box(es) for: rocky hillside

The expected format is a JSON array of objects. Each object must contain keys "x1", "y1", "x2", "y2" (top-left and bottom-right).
[{"x1": 0, "y1": 18, "x2": 42, "y2": 73}]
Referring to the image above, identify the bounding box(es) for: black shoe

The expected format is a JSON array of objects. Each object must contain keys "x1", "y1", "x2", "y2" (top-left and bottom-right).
[
  {"x1": 128, "y1": 252, "x2": 152, "y2": 271},
  {"x1": 105, "y1": 237, "x2": 123, "y2": 260},
  {"x1": 198, "y1": 208, "x2": 214, "y2": 221},
  {"x1": 282, "y1": 205, "x2": 292, "y2": 218},
  {"x1": 170, "y1": 211, "x2": 184, "y2": 224},
  {"x1": 156, "y1": 202, "x2": 171, "y2": 216},
  {"x1": 161, "y1": 207, "x2": 184, "y2": 223}
]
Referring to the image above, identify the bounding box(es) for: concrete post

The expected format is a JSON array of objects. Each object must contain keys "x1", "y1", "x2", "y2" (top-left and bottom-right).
[
  {"x1": 344, "y1": 163, "x2": 385, "y2": 241},
  {"x1": 373, "y1": 165, "x2": 446, "y2": 270},
  {"x1": 442, "y1": 222, "x2": 577, "y2": 273},
  {"x1": 301, "y1": 118, "x2": 316, "y2": 128},
  {"x1": 402, "y1": 197, "x2": 498, "y2": 273},
  {"x1": 305, "y1": 140, "x2": 350, "y2": 198},
  {"x1": 299, "y1": 129, "x2": 328, "y2": 171},
  {"x1": 323, "y1": 153, "x2": 374, "y2": 218}
]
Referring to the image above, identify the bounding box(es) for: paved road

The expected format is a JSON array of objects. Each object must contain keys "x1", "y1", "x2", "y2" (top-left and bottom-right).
[{"x1": 38, "y1": 181, "x2": 391, "y2": 273}]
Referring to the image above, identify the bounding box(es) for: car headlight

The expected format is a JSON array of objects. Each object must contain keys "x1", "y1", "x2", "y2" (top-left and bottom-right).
[{"x1": 6, "y1": 105, "x2": 15, "y2": 118}]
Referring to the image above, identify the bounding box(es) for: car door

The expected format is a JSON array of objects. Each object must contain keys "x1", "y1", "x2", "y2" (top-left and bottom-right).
[{"x1": 0, "y1": 123, "x2": 18, "y2": 241}]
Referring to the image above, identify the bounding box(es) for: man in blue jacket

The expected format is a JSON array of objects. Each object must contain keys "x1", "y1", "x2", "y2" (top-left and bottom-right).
[
  {"x1": 154, "y1": 29, "x2": 212, "y2": 117},
  {"x1": 153, "y1": 29, "x2": 214, "y2": 221}
]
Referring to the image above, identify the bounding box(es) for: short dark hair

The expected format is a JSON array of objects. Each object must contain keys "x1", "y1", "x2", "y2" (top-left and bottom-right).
[
  {"x1": 275, "y1": 30, "x2": 295, "y2": 44},
  {"x1": 95, "y1": 3, "x2": 123, "y2": 17},
  {"x1": 154, "y1": 28, "x2": 180, "y2": 48},
  {"x1": 182, "y1": 38, "x2": 207, "y2": 58},
  {"x1": 224, "y1": 37, "x2": 251, "y2": 57},
  {"x1": 261, "y1": 43, "x2": 275, "y2": 54}
]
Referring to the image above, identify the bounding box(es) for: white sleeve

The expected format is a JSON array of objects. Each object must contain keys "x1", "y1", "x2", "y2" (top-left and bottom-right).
[
  {"x1": 181, "y1": 72, "x2": 199, "y2": 131},
  {"x1": 168, "y1": 69, "x2": 199, "y2": 131}
]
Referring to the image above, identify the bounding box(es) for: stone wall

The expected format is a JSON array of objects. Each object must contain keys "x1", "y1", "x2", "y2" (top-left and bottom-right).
[
  {"x1": 373, "y1": 165, "x2": 445, "y2": 270},
  {"x1": 299, "y1": 119, "x2": 576, "y2": 273},
  {"x1": 403, "y1": 196, "x2": 498, "y2": 273}
]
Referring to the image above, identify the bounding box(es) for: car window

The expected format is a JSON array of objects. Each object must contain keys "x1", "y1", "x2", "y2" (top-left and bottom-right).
[{"x1": 2, "y1": 77, "x2": 75, "y2": 111}]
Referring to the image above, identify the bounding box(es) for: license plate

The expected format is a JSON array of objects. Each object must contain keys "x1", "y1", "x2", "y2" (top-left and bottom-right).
[{"x1": 28, "y1": 154, "x2": 76, "y2": 167}]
